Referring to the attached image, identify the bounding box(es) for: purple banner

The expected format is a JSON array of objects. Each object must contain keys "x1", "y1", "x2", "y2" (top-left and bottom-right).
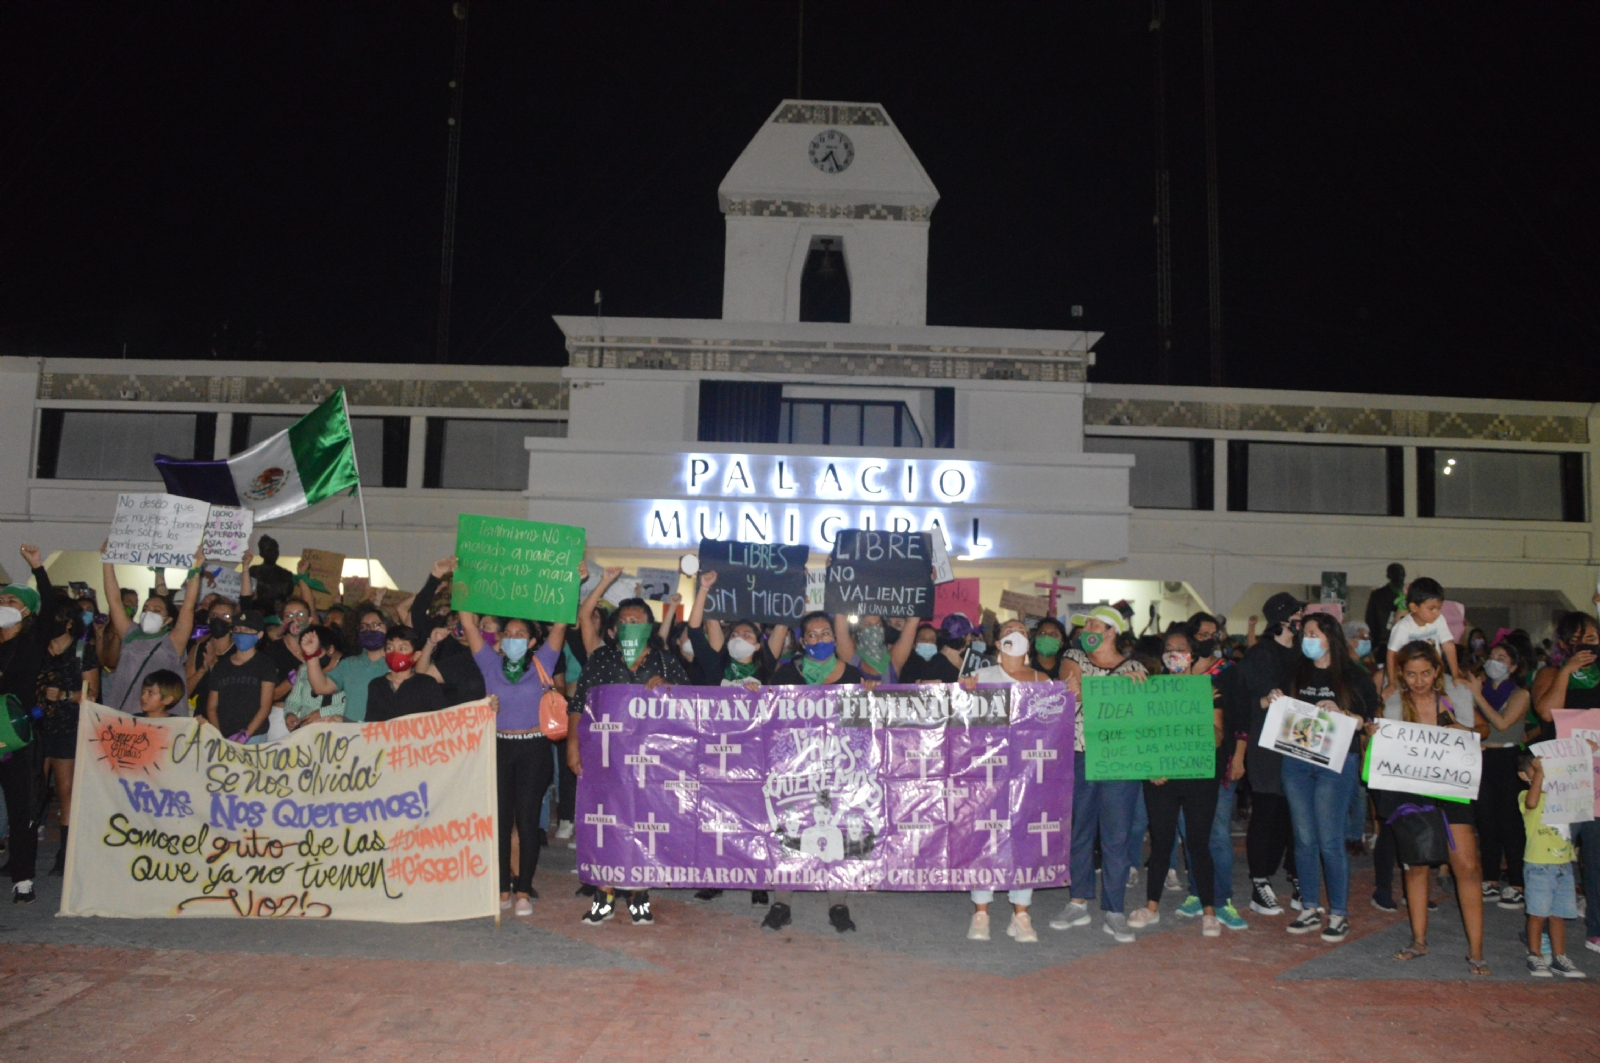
[{"x1": 575, "y1": 683, "x2": 1074, "y2": 892}]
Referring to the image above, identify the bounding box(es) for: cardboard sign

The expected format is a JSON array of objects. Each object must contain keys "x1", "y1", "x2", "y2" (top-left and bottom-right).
[
  {"x1": 341, "y1": 575, "x2": 371, "y2": 607},
  {"x1": 1366, "y1": 719, "x2": 1481, "y2": 802},
  {"x1": 698, "y1": 539, "x2": 810, "y2": 625},
  {"x1": 806, "y1": 568, "x2": 826, "y2": 611},
  {"x1": 1260, "y1": 696, "x2": 1358, "y2": 770},
  {"x1": 601, "y1": 577, "x2": 643, "y2": 608},
  {"x1": 999, "y1": 589, "x2": 1051, "y2": 618},
  {"x1": 299, "y1": 548, "x2": 346, "y2": 612},
  {"x1": 1531, "y1": 735, "x2": 1596, "y2": 825},
  {"x1": 451, "y1": 515, "x2": 585, "y2": 624},
  {"x1": 1082, "y1": 674, "x2": 1215, "y2": 781},
  {"x1": 929, "y1": 532, "x2": 955, "y2": 584},
  {"x1": 102, "y1": 493, "x2": 211, "y2": 568},
  {"x1": 934, "y1": 578, "x2": 982, "y2": 629},
  {"x1": 636, "y1": 567, "x2": 681, "y2": 602},
  {"x1": 200, "y1": 506, "x2": 253, "y2": 563},
  {"x1": 824, "y1": 530, "x2": 934, "y2": 619},
  {"x1": 1553, "y1": 709, "x2": 1600, "y2": 818}
]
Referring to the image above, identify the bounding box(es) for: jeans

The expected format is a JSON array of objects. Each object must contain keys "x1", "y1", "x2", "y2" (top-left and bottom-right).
[
  {"x1": 1280, "y1": 752, "x2": 1360, "y2": 917},
  {"x1": 1069, "y1": 750, "x2": 1139, "y2": 914},
  {"x1": 1144, "y1": 778, "x2": 1219, "y2": 908},
  {"x1": 1345, "y1": 782, "x2": 1368, "y2": 843},
  {"x1": 1182, "y1": 780, "x2": 1238, "y2": 904},
  {"x1": 1576, "y1": 819, "x2": 1600, "y2": 941},
  {"x1": 497, "y1": 736, "x2": 555, "y2": 895},
  {"x1": 971, "y1": 889, "x2": 1034, "y2": 906}
]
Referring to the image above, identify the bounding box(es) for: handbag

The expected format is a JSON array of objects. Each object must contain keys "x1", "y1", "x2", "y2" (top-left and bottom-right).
[
  {"x1": 534, "y1": 657, "x2": 569, "y2": 740},
  {"x1": 1385, "y1": 801, "x2": 1454, "y2": 867}
]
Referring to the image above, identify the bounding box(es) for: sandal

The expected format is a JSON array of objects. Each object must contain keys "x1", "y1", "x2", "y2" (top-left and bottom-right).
[
  {"x1": 1394, "y1": 941, "x2": 1428, "y2": 961},
  {"x1": 1466, "y1": 957, "x2": 1490, "y2": 977}
]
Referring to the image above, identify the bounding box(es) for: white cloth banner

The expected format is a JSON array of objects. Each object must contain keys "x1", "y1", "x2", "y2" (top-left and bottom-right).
[
  {"x1": 61, "y1": 701, "x2": 498, "y2": 922},
  {"x1": 1529, "y1": 737, "x2": 1596, "y2": 826},
  {"x1": 102, "y1": 493, "x2": 211, "y2": 568},
  {"x1": 1366, "y1": 719, "x2": 1482, "y2": 802},
  {"x1": 1260, "y1": 696, "x2": 1358, "y2": 771}
]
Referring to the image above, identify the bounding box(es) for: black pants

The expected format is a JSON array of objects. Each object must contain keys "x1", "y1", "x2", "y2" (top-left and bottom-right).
[
  {"x1": 1474, "y1": 747, "x2": 1525, "y2": 888},
  {"x1": 1144, "y1": 778, "x2": 1219, "y2": 908},
  {"x1": 0, "y1": 743, "x2": 41, "y2": 883},
  {"x1": 1373, "y1": 819, "x2": 1396, "y2": 899},
  {"x1": 497, "y1": 736, "x2": 554, "y2": 895},
  {"x1": 1246, "y1": 791, "x2": 1297, "y2": 880},
  {"x1": 558, "y1": 751, "x2": 577, "y2": 823}
]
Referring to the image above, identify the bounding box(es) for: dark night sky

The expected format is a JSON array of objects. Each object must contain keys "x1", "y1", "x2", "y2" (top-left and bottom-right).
[{"x1": 1, "y1": 3, "x2": 1595, "y2": 401}]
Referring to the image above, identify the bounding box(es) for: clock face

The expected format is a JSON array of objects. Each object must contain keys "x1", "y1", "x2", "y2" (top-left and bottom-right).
[{"x1": 808, "y1": 129, "x2": 854, "y2": 174}]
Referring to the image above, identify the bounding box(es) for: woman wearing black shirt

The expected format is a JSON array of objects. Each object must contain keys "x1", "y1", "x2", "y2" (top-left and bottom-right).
[
  {"x1": 1029, "y1": 618, "x2": 1068, "y2": 679},
  {"x1": 1276, "y1": 614, "x2": 1379, "y2": 943},
  {"x1": 684, "y1": 570, "x2": 784, "y2": 689},
  {"x1": 38, "y1": 597, "x2": 99, "y2": 875},
  {"x1": 0, "y1": 543, "x2": 58, "y2": 901}
]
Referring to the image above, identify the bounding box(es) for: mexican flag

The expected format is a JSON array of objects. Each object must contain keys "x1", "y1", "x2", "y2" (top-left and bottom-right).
[{"x1": 155, "y1": 390, "x2": 361, "y2": 522}]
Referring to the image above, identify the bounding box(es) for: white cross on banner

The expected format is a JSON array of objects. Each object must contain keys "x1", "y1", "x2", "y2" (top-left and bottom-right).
[
  {"x1": 971, "y1": 748, "x2": 1007, "y2": 787},
  {"x1": 701, "y1": 817, "x2": 738, "y2": 856},
  {"x1": 585, "y1": 804, "x2": 618, "y2": 847},
  {"x1": 942, "y1": 784, "x2": 968, "y2": 819},
  {"x1": 625, "y1": 752, "x2": 661, "y2": 788},
  {"x1": 706, "y1": 735, "x2": 742, "y2": 776},
  {"x1": 976, "y1": 809, "x2": 1008, "y2": 856},
  {"x1": 1021, "y1": 740, "x2": 1059, "y2": 783},
  {"x1": 899, "y1": 820, "x2": 935, "y2": 857},
  {"x1": 664, "y1": 770, "x2": 701, "y2": 813},
  {"x1": 592, "y1": 713, "x2": 623, "y2": 768},
  {"x1": 633, "y1": 812, "x2": 670, "y2": 857},
  {"x1": 1027, "y1": 811, "x2": 1062, "y2": 855}
]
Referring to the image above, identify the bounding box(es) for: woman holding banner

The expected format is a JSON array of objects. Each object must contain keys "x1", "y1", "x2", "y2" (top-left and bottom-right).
[
  {"x1": 1379, "y1": 641, "x2": 1489, "y2": 974},
  {"x1": 0, "y1": 544, "x2": 59, "y2": 902},
  {"x1": 1276, "y1": 615, "x2": 1378, "y2": 943},
  {"x1": 685, "y1": 570, "x2": 786, "y2": 689}
]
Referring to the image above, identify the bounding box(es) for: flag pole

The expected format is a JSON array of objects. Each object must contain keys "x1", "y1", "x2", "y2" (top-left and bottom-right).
[{"x1": 339, "y1": 389, "x2": 375, "y2": 582}]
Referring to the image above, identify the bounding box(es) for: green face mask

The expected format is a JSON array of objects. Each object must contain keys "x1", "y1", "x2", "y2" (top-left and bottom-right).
[
  {"x1": 798, "y1": 651, "x2": 837, "y2": 685},
  {"x1": 617, "y1": 622, "x2": 653, "y2": 666},
  {"x1": 1034, "y1": 635, "x2": 1062, "y2": 657},
  {"x1": 1079, "y1": 630, "x2": 1105, "y2": 653}
]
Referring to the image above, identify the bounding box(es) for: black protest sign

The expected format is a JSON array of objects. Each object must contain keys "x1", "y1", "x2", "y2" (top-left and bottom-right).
[
  {"x1": 824, "y1": 530, "x2": 935, "y2": 618},
  {"x1": 697, "y1": 539, "x2": 811, "y2": 625}
]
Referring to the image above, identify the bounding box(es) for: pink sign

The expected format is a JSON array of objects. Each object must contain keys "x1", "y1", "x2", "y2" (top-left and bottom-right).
[
  {"x1": 934, "y1": 578, "x2": 982, "y2": 628},
  {"x1": 1306, "y1": 602, "x2": 1344, "y2": 623},
  {"x1": 1553, "y1": 709, "x2": 1600, "y2": 818},
  {"x1": 1440, "y1": 600, "x2": 1466, "y2": 642}
]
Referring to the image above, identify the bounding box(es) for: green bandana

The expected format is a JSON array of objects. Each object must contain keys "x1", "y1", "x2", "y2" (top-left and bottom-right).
[
  {"x1": 618, "y1": 623, "x2": 653, "y2": 667},
  {"x1": 854, "y1": 623, "x2": 891, "y2": 678},
  {"x1": 798, "y1": 653, "x2": 837, "y2": 685},
  {"x1": 1569, "y1": 662, "x2": 1600, "y2": 690},
  {"x1": 725, "y1": 658, "x2": 759, "y2": 682},
  {"x1": 503, "y1": 655, "x2": 528, "y2": 685},
  {"x1": 1079, "y1": 630, "x2": 1105, "y2": 652},
  {"x1": 1034, "y1": 635, "x2": 1062, "y2": 658},
  {"x1": 0, "y1": 694, "x2": 31, "y2": 753}
]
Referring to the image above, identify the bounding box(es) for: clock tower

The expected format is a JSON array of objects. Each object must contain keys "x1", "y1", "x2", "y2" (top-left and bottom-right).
[{"x1": 718, "y1": 101, "x2": 939, "y2": 327}]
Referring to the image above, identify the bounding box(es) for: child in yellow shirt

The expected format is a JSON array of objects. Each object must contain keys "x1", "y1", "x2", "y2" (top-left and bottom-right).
[{"x1": 1518, "y1": 753, "x2": 1587, "y2": 979}]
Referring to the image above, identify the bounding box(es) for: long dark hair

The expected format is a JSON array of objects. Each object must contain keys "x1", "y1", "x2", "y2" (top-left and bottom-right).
[{"x1": 1294, "y1": 614, "x2": 1354, "y2": 712}]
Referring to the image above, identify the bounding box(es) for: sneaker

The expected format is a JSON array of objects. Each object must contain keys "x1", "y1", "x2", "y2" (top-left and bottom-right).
[
  {"x1": 1249, "y1": 879, "x2": 1283, "y2": 916},
  {"x1": 12, "y1": 880, "x2": 34, "y2": 905},
  {"x1": 1217, "y1": 902, "x2": 1249, "y2": 931},
  {"x1": 500, "y1": 893, "x2": 514, "y2": 911},
  {"x1": 1006, "y1": 910, "x2": 1038, "y2": 943},
  {"x1": 628, "y1": 896, "x2": 654, "y2": 925},
  {"x1": 1175, "y1": 894, "x2": 1203, "y2": 919},
  {"x1": 1201, "y1": 914, "x2": 1222, "y2": 937},
  {"x1": 514, "y1": 896, "x2": 534, "y2": 917},
  {"x1": 1320, "y1": 915, "x2": 1350, "y2": 943},
  {"x1": 554, "y1": 821, "x2": 574, "y2": 840},
  {"x1": 751, "y1": 891, "x2": 770, "y2": 905},
  {"x1": 1586, "y1": 936, "x2": 1600, "y2": 955},
  {"x1": 1286, "y1": 908, "x2": 1322, "y2": 935},
  {"x1": 1497, "y1": 886, "x2": 1525, "y2": 910},
  {"x1": 1480, "y1": 881, "x2": 1500, "y2": 900},
  {"x1": 1550, "y1": 955, "x2": 1588, "y2": 979},
  {"x1": 1049, "y1": 900, "x2": 1092, "y2": 930},
  {"x1": 1164, "y1": 868, "x2": 1181, "y2": 892},
  {"x1": 1370, "y1": 893, "x2": 1398, "y2": 913},
  {"x1": 1127, "y1": 866, "x2": 1139, "y2": 888},
  {"x1": 761, "y1": 902, "x2": 792, "y2": 931},
  {"x1": 1127, "y1": 907, "x2": 1160, "y2": 929},
  {"x1": 828, "y1": 904, "x2": 856, "y2": 933},
  {"x1": 1526, "y1": 953, "x2": 1553, "y2": 978},
  {"x1": 1103, "y1": 913, "x2": 1135, "y2": 943},
  {"x1": 693, "y1": 888, "x2": 724, "y2": 901},
  {"x1": 967, "y1": 910, "x2": 991, "y2": 941},
  {"x1": 1288, "y1": 875, "x2": 1303, "y2": 911},
  {"x1": 580, "y1": 894, "x2": 615, "y2": 925}
]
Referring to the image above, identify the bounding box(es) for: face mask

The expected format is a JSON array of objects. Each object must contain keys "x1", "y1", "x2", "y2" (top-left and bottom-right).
[
  {"x1": 617, "y1": 622, "x2": 653, "y2": 665},
  {"x1": 999, "y1": 632, "x2": 1030, "y2": 658},
  {"x1": 1079, "y1": 630, "x2": 1105, "y2": 653},
  {"x1": 804, "y1": 640, "x2": 836, "y2": 662},
  {"x1": 0, "y1": 606, "x2": 22, "y2": 629},
  {"x1": 1162, "y1": 651, "x2": 1192, "y2": 674},
  {"x1": 914, "y1": 642, "x2": 938, "y2": 661},
  {"x1": 500, "y1": 637, "x2": 530, "y2": 662},
  {"x1": 1483, "y1": 659, "x2": 1510, "y2": 682},
  {"x1": 1192, "y1": 638, "x2": 1216, "y2": 659},
  {"x1": 385, "y1": 650, "x2": 417, "y2": 672},
  {"x1": 970, "y1": 640, "x2": 986, "y2": 655},
  {"x1": 208, "y1": 617, "x2": 231, "y2": 639},
  {"x1": 1301, "y1": 638, "x2": 1327, "y2": 660},
  {"x1": 124, "y1": 605, "x2": 136, "y2": 619},
  {"x1": 1470, "y1": 638, "x2": 1486, "y2": 650},
  {"x1": 1034, "y1": 635, "x2": 1062, "y2": 657},
  {"x1": 81, "y1": 610, "x2": 95, "y2": 628},
  {"x1": 727, "y1": 636, "x2": 759, "y2": 662},
  {"x1": 284, "y1": 616, "x2": 308, "y2": 635},
  {"x1": 482, "y1": 631, "x2": 499, "y2": 648},
  {"x1": 233, "y1": 632, "x2": 260, "y2": 652},
  {"x1": 140, "y1": 612, "x2": 166, "y2": 635},
  {"x1": 1355, "y1": 639, "x2": 1372, "y2": 658}
]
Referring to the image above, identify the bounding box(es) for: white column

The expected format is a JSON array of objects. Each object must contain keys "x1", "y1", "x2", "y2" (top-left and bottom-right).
[{"x1": 407, "y1": 416, "x2": 427, "y2": 489}]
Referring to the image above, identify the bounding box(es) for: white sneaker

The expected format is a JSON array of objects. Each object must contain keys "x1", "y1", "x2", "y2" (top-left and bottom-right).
[
  {"x1": 1201, "y1": 914, "x2": 1222, "y2": 937},
  {"x1": 1049, "y1": 900, "x2": 1092, "y2": 930},
  {"x1": 1164, "y1": 868, "x2": 1181, "y2": 892},
  {"x1": 1103, "y1": 913, "x2": 1135, "y2": 943},
  {"x1": 514, "y1": 896, "x2": 534, "y2": 917},
  {"x1": 499, "y1": 894, "x2": 514, "y2": 911},
  {"x1": 555, "y1": 821, "x2": 574, "y2": 841},
  {"x1": 967, "y1": 910, "x2": 991, "y2": 941},
  {"x1": 1006, "y1": 910, "x2": 1038, "y2": 944},
  {"x1": 1127, "y1": 866, "x2": 1139, "y2": 888},
  {"x1": 1127, "y1": 907, "x2": 1161, "y2": 929}
]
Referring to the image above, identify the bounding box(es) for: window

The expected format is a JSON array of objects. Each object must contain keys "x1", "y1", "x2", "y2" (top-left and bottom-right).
[
  {"x1": 799, "y1": 236, "x2": 850, "y2": 323},
  {"x1": 1228, "y1": 442, "x2": 1399, "y2": 516},
  {"x1": 423, "y1": 418, "x2": 566, "y2": 490},
  {"x1": 39, "y1": 410, "x2": 212, "y2": 480},
  {"x1": 232, "y1": 414, "x2": 403, "y2": 487},
  {"x1": 1419, "y1": 448, "x2": 1582, "y2": 522},
  {"x1": 777, "y1": 400, "x2": 923, "y2": 448},
  {"x1": 1083, "y1": 437, "x2": 1213, "y2": 510}
]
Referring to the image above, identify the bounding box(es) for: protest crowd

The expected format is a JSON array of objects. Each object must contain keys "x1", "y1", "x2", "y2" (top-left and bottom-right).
[{"x1": 2, "y1": 526, "x2": 1598, "y2": 982}]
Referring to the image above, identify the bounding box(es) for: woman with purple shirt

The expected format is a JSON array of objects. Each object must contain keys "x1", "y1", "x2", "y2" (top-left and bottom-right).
[{"x1": 459, "y1": 608, "x2": 568, "y2": 916}]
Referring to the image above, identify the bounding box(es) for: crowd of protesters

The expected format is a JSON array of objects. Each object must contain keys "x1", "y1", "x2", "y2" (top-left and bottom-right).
[{"x1": 1, "y1": 538, "x2": 1595, "y2": 979}]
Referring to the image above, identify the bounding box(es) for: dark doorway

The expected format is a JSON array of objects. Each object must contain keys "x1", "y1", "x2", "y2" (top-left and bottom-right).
[{"x1": 799, "y1": 236, "x2": 850, "y2": 323}]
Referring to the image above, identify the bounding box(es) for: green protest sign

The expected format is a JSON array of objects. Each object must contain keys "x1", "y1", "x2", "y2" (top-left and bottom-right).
[
  {"x1": 451, "y1": 514, "x2": 586, "y2": 624},
  {"x1": 1082, "y1": 674, "x2": 1214, "y2": 781}
]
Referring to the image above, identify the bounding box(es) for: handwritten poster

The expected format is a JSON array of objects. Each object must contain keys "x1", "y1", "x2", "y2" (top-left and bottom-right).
[
  {"x1": 999, "y1": 589, "x2": 1051, "y2": 618},
  {"x1": 200, "y1": 506, "x2": 254, "y2": 563},
  {"x1": 1082, "y1": 675, "x2": 1215, "y2": 781},
  {"x1": 451, "y1": 514, "x2": 585, "y2": 624},
  {"x1": 1260, "y1": 696, "x2": 1358, "y2": 770},
  {"x1": 1553, "y1": 709, "x2": 1600, "y2": 818},
  {"x1": 299, "y1": 548, "x2": 346, "y2": 612},
  {"x1": 1366, "y1": 720, "x2": 1482, "y2": 802},
  {"x1": 934, "y1": 578, "x2": 982, "y2": 628},
  {"x1": 699, "y1": 539, "x2": 810, "y2": 625},
  {"x1": 102, "y1": 493, "x2": 211, "y2": 568},
  {"x1": 61, "y1": 700, "x2": 498, "y2": 922},
  {"x1": 636, "y1": 567, "x2": 681, "y2": 602},
  {"x1": 824, "y1": 530, "x2": 934, "y2": 619},
  {"x1": 198, "y1": 564, "x2": 243, "y2": 604},
  {"x1": 1530, "y1": 737, "x2": 1596, "y2": 826}
]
